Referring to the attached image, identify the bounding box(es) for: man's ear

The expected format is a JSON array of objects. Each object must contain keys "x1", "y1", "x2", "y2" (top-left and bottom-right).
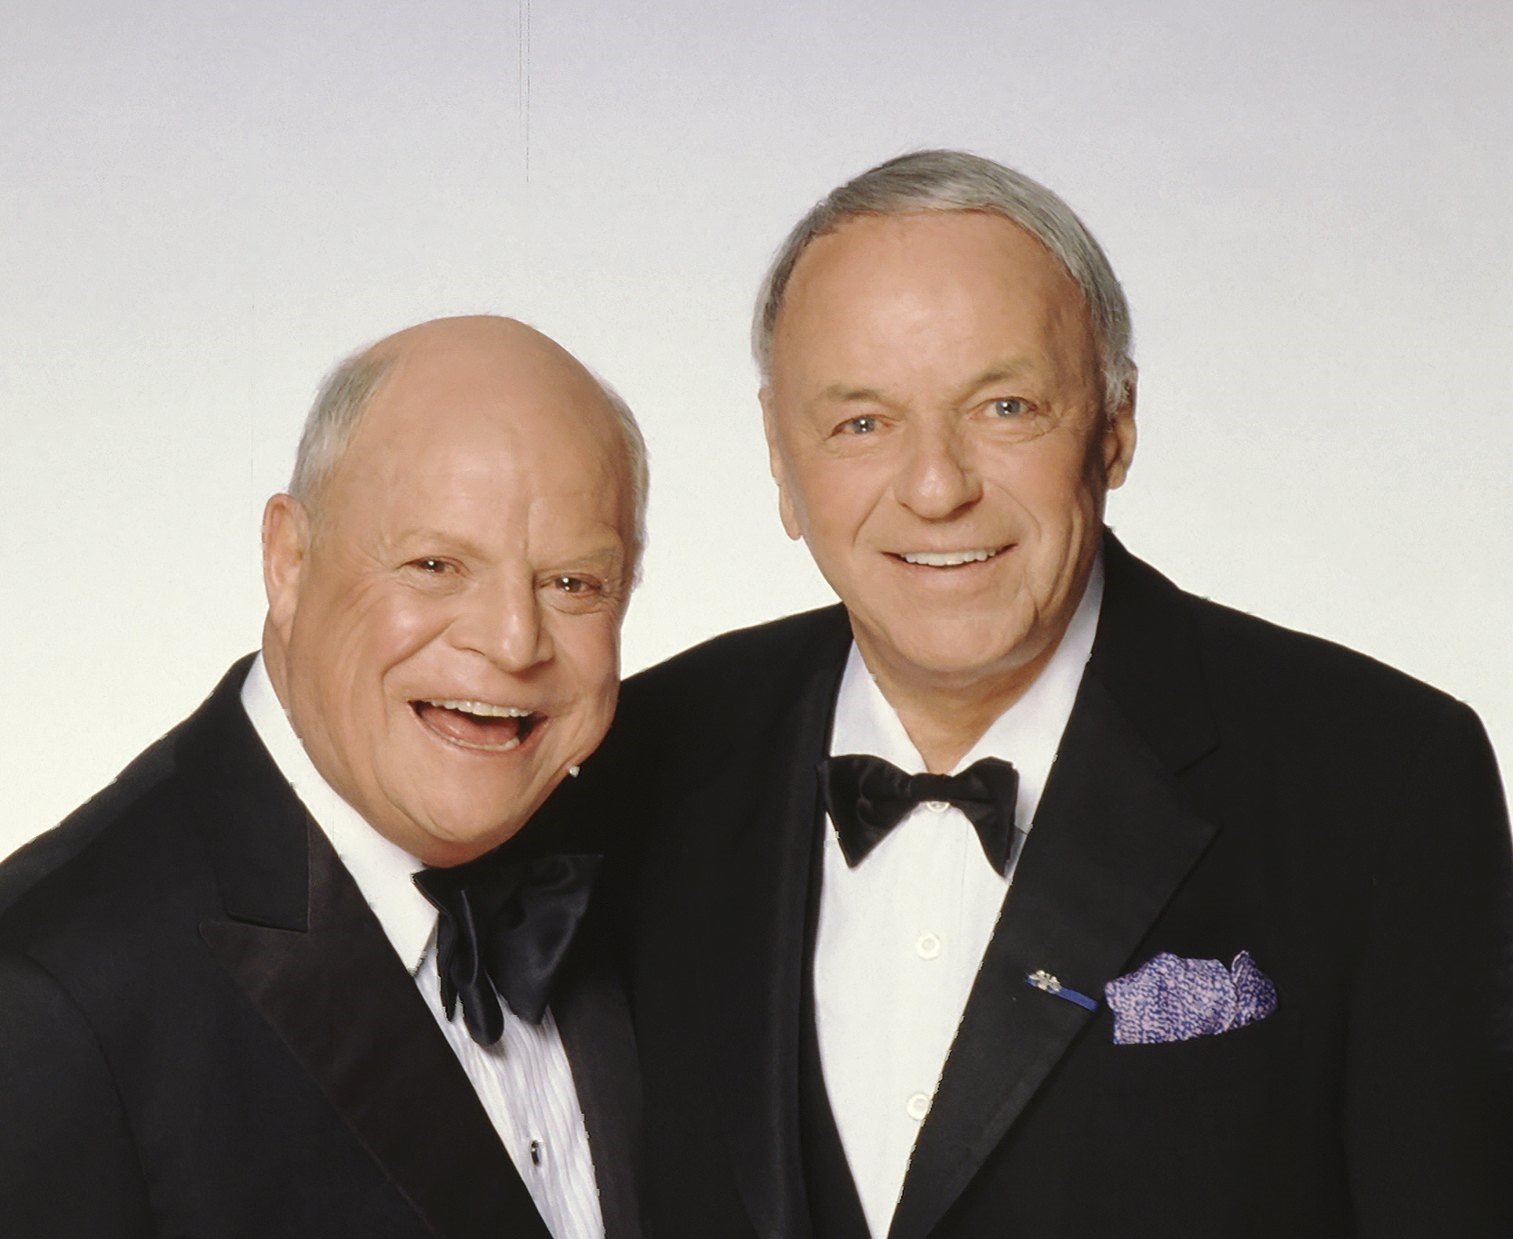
[
  {"x1": 262, "y1": 493, "x2": 311, "y2": 641},
  {"x1": 1102, "y1": 372, "x2": 1138, "y2": 491},
  {"x1": 760, "y1": 388, "x2": 803, "y2": 542}
]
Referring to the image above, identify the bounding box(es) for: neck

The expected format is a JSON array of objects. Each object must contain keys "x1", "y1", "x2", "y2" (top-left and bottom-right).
[
  {"x1": 867, "y1": 637, "x2": 1061, "y2": 774},
  {"x1": 259, "y1": 622, "x2": 292, "y2": 710}
]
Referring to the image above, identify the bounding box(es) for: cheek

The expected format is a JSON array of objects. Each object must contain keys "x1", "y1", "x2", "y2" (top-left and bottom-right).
[
  {"x1": 362, "y1": 594, "x2": 455, "y2": 674},
  {"x1": 794, "y1": 459, "x2": 886, "y2": 544},
  {"x1": 557, "y1": 619, "x2": 622, "y2": 720},
  {"x1": 1003, "y1": 442, "x2": 1105, "y2": 528},
  {"x1": 307, "y1": 592, "x2": 451, "y2": 713},
  {"x1": 372, "y1": 585, "x2": 451, "y2": 641}
]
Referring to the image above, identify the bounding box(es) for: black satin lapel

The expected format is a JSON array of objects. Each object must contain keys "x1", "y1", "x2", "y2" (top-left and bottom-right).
[
  {"x1": 702, "y1": 644, "x2": 848, "y2": 1239},
  {"x1": 201, "y1": 824, "x2": 549, "y2": 1239},
  {"x1": 554, "y1": 928, "x2": 645, "y2": 1239},
  {"x1": 175, "y1": 655, "x2": 312, "y2": 930},
  {"x1": 889, "y1": 678, "x2": 1218, "y2": 1239}
]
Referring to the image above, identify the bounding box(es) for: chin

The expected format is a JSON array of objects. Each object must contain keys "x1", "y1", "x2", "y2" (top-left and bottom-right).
[
  {"x1": 410, "y1": 798, "x2": 532, "y2": 863},
  {"x1": 419, "y1": 824, "x2": 520, "y2": 866},
  {"x1": 904, "y1": 621, "x2": 1040, "y2": 676}
]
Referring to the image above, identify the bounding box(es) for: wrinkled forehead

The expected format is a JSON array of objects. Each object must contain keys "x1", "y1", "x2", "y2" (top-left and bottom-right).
[
  {"x1": 790, "y1": 211, "x2": 1086, "y2": 312},
  {"x1": 769, "y1": 212, "x2": 1100, "y2": 390},
  {"x1": 320, "y1": 350, "x2": 631, "y2": 530}
]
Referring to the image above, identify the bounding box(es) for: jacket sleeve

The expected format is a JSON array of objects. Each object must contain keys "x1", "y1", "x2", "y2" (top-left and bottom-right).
[
  {"x1": 0, "y1": 950, "x2": 155, "y2": 1238},
  {"x1": 1345, "y1": 699, "x2": 1513, "y2": 1236}
]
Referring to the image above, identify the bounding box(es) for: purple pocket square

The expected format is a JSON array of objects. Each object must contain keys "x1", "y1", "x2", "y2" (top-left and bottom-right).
[{"x1": 1104, "y1": 951, "x2": 1278, "y2": 1045}]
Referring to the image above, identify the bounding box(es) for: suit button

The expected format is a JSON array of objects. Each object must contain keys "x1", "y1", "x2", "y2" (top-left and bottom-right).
[
  {"x1": 915, "y1": 932, "x2": 942, "y2": 959},
  {"x1": 906, "y1": 1092, "x2": 931, "y2": 1121}
]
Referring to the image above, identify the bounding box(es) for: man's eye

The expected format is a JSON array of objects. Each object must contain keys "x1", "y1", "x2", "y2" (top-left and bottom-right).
[
  {"x1": 987, "y1": 397, "x2": 1030, "y2": 418},
  {"x1": 838, "y1": 415, "x2": 879, "y2": 435},
  {"x1": 552, "y1": 576, "x2": 596, "y2": 595},
  {"x1": 409, "y1": 558, "x2": 452, "y2": 574}
]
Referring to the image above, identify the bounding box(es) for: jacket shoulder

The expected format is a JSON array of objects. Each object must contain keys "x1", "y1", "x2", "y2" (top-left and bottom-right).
[
  {"x1": 0, "y1": 708, "x2": 223, "y2": 970},
  {"x1": 1169, "y1": 574, "x2": 1497, "y2": 807},
  {"x1": 1185, "y1": 587, "x2": 1463, "y2": 722},
  {"x1": 1093, "y1": 539, "x2": 1491, "y2": 789},
  {"x1": 0, "y1": 729, "x2": 187, "y2": 915},
  {"x1": 623, "y1": 605, "x2": 847, "y2": 708},
  {"x1": 0, "y1": 658, "x2": 258, "y2": 936},
  {"x1": 1106, "y1": 541, "x2": 1465, "y2": 723},
  {"x1": 572, "y1": 606, "x2": 847, "y2": 803}
]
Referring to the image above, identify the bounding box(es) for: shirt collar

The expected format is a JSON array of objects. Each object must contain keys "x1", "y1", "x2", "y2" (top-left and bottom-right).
[
  {"x1": 830, "y1": 552, "x2": 1104, "y2": 831},
  {"x1": 239, "y1": 653, "x2": 437, "y2": 973}
]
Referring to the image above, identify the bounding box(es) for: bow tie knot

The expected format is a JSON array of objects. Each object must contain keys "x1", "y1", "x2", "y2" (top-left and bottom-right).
[
  {"x1": 412, "y1": 851, "x2": 601, "y2": 1045},
  {"x1": 819, "y1": 754, "x2": 1020, "y2": 871}
]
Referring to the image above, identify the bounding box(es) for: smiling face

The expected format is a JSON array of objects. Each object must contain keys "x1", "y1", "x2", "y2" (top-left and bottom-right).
[
  {"x1": 763, "y1": 210, "x2": 1135, "y2": 717},
  {"x1": 261, "y1": 319, "x2": 635, "y2": 866}
]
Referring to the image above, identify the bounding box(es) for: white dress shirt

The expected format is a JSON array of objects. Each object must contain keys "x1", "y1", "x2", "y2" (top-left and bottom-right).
[
  {"x1": 240, "y1": 655, "x2": 605, "y2": 1239},
  {"x1": 814, "y1": 559, "x2": 1104, "y2": 1237}
]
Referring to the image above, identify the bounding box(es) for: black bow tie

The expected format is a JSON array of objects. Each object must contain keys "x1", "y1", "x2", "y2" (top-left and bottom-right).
[
  {"x1": 818, "y1": 754, "x2": 1020, "y2": 871},
  {"x1": 412, "y1": 851, "x2": 601, "y2": 1045}
]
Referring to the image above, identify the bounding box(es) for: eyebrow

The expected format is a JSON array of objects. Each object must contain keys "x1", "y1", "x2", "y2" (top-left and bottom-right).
[
  {"x1": 963, "y1": 361, "x2": 1038, "y2": 390},
  {"x1": 552, "y1": 544, "x2": 629, "y2": 572},
  {"x1": 392, "y1": 529, "x2": 492, "y2": 559},
  {"x1": 811, "y1": 383, "x2": 892, "y2": 407},
  {"x1": 809, "y1": 360, "x2": 1042, "y2": 410},
  {"x1": 394, "y1": 530, "x2": 628, "y2": 568}
]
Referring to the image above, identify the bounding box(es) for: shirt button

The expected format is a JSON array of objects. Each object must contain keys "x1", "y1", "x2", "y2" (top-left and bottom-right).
[
  {"x1": 923, "y1": 800, "x2": 950, "y2": 813},
  {"x1": 915, "y1": 932, "x2": 942, "y2": 960},
  {"x1": 906, "y1": 1092, "x2": 931, "y2": 1121}
]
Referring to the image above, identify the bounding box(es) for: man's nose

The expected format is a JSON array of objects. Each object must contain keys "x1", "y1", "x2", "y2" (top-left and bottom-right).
[
  {"x1": 451, "y1": 577, "x2": 553, "y2": 672},
  {"x1": 893, "y1": 421, "x2": 982, "y2": 519}
]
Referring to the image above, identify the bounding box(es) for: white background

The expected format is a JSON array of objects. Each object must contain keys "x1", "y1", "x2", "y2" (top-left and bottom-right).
[{"x1": 3, "y1": 1, "x2": 1510, "y2": 855}]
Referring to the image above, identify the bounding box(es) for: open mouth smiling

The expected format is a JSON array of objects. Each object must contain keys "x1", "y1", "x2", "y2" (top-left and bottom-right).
[
  {"x1": 891, "y1": 544, "x2": 1010, "y2": 568},
  {"x1": 410, "y1": 698, "x2": 544, "y2": 752}
]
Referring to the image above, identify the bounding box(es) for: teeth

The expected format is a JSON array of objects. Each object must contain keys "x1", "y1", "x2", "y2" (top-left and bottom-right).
[
  {"x1": 422, "y1": 699, "x2": 533, "y2": 718},
  {"x1": 444, "y1": 734, "x2": 523, "y2": 752},
  {"x1": 900, "y1": 547, "x2": 1001, "y2": 567}
]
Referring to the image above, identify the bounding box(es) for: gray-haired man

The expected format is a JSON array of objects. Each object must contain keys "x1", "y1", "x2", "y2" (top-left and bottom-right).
[{"x1": 568, "y1": 152, "x2": 1513, "y2": 1237}]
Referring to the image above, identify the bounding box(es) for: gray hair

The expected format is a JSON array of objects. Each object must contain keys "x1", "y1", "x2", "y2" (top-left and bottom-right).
[
  {"x1": 752, "y1": 149, "x2": 1135, "y2": 414},
  {"x1": 287, "y1": 340, "x2": 651, "y2": 576},
  {"x1": 287, "y1": 348, "x2": 398, "y2": 510},
  {"x1": 591, "y1": 374, "x2": 651, "y2": 581}
]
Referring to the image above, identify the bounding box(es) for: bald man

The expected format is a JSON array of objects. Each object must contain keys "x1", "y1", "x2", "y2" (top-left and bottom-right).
[{"x1": 0, "y1": 318, "x2": 647, "y2": 1239}]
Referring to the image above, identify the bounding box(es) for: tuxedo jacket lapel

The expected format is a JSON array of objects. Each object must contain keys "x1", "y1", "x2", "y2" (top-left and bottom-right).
[
  {"x1": 555, "y1": 925, "x2": 645, "y2": 1239},
  {"x1": 699, "y1": 613, "x2": 852, "y2": 1239},
  {"x1": 180, "y1": 665, "x2": 549, "y2": 1239},
  {"x1": 889, "y1": 537, "x2": 1221, "y2": 1239}
]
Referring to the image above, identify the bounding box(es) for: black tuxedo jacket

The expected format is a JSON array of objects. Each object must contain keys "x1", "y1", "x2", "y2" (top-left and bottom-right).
[
  {"x1": 0, "y1": 658, "x2": 643, "y2": 1239},
  {"x1": 573, "y1": 535, "x2": 1512, "y2": 1238}
]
